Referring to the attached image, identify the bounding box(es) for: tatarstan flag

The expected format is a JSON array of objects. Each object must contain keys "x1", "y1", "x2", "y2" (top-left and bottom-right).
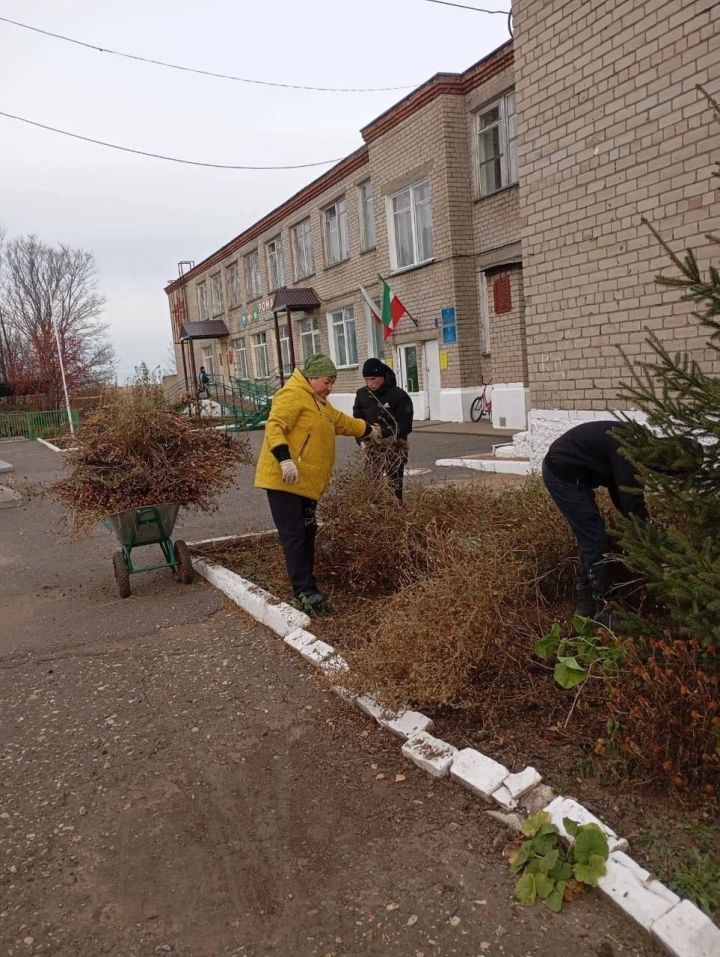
[{"x1": 359, "y1": 280, "x2": 415, "y2": 341}]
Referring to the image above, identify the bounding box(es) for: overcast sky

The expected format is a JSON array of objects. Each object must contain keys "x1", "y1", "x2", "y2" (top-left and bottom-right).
[{"x1": 1, "y1": 0, "x2": 510, "y2": 381}]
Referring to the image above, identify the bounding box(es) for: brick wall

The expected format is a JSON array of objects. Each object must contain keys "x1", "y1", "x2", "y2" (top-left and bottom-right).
[
  {"x1": 514, "y1": 0, "x2": 720, "y2": 411},
  {"x1": 488, "y1": 265, "x2": 528, "y2": 383}
]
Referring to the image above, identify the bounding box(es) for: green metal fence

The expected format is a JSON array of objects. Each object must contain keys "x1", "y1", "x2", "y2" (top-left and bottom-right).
[{"x1": 0, "y1": 409, "x2": 80, "y2": 440}]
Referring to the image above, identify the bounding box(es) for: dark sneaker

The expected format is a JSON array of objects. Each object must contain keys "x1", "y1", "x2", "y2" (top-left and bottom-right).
[
  {"x1": 574, "y1": 594, "x2": 598, "y2": 617},
  {"x1": 295, "y1": 590, "x2": 331, "y2": 613}
]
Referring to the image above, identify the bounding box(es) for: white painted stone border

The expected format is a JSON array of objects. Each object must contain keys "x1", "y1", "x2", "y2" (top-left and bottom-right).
[
  {"x1": 436, "y1": 456, "x2": 533, "y2": 476},
  {"x1": 36, "y1": 436, "x2": 80, "y2": 454},
  {"x1": 194, "y1": 553, "x2": 720, "y2": 957}
]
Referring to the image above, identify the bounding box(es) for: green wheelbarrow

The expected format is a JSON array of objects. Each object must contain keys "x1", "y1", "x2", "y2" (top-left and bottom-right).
[{"x1": 101, "y1": 503, "x2": 195, "y2": 599}]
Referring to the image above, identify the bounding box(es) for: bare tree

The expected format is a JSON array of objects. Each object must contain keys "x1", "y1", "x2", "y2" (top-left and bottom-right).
[{"x1": 0, "y1": 235, "x2": 114, "y2": 405}]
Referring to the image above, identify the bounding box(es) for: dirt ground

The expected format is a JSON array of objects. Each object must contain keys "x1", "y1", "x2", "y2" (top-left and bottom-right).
[{"x1": 0, "y1": 438, "x2": 665, "y2": 956}]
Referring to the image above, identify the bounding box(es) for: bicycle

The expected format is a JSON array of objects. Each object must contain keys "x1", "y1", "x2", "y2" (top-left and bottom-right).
[{"x1": 470, "y1": 380, "x2": 492, "y2": 422}]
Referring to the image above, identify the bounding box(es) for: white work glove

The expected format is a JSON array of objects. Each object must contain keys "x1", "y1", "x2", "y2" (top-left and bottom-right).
[
  {"x1": 369, "y1": 424, "x2": 383, "y2": 444},
  {"x1": 280, "y1": 459, "x2": 300, "y2": 485}
]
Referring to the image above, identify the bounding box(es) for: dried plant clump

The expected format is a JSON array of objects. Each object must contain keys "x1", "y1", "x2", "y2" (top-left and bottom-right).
[{"x1": 52, "y1": 381, "x2": 252, "y2": 531}]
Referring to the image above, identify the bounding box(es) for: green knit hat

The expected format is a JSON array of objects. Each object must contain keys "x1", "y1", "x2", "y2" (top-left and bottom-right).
[{"x1": 303, "y1": 353, "x2": 337, "y2": 378}]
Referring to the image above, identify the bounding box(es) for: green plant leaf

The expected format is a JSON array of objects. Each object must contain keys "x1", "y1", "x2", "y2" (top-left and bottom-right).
[
  {"x1": 549, "y1": 860, "x2": 574, "y2": 882},
  {"x1": 515, "y1": 872, "x2": 538, "y2": 907},
  {"x1": 563, "y1": 817, "x2": 581, "y2": 839},
  {"x1": 546, "y1": 881, "x2": 566, "y2": 912},
  {"x1": 534, "y1": 849, "x2": 560, "y2": 875},
  {"x1": 554, "y1": 656, "x2": 588, "y2": 689},
  {"x1": 572, "y1": 615, "x2": 596, "y2": 637},
  {"x1": 521, "y1": 811, "x2": 554, "y2": 838},
  {"x1": 534, "y1": 873, "x2": 555, "y2": 899},
  {"x1": 511, "y1": 840, "x2": 533, "y2": 873},
  {"x1": 574, "y1": 854, "x2": 608, "y2": 886},
  {"x1": 573, "y1": 823, "x2": 610, "y2": 865},
  {"x1": 534, "y1": 625, "x2": 561, "y2": 660},
  {"x1": 530, "y1": 833, "x2": 558, "y2": 856}
]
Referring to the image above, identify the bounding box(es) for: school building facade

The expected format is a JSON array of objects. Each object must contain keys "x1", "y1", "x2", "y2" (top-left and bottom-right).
[{"x1": 165, "y1": 41, "x2": 529, "y2": 428}]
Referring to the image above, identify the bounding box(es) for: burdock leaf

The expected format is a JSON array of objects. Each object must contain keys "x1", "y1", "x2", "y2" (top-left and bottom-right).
[
  {"x1": 573, "y1": 823, "x2": 609, "y2": 865},
  {"x1": 573, "y1": 854, "x2": 608, "y2": 886},
  {"x1": 554, "y1": 657, "x2": 588, "y2": 689},
  {"x1": 515, "y1": 872, "x2": 537, "y2": 907}
]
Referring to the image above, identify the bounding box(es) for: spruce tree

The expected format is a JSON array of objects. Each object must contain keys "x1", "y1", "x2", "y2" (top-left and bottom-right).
[{"x1": 615, "y1": 89, "x2": 720, "y2": 648}]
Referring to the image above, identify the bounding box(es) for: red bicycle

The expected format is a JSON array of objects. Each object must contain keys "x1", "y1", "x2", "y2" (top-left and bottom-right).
[{"x1": 470, "y1": 380, "x2": 492, "y2": 422}]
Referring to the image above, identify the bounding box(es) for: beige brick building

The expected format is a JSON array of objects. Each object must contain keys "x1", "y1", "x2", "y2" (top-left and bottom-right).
[
  {"x1": 512, "y1": 0, "x2": 720, "y2": 459},
  {"x1": 165, "y1": 42, "x2": 529, "y2": 426}
]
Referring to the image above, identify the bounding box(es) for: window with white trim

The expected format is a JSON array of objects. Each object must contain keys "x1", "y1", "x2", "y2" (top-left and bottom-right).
[
  {"x1": 201, "y1": 345, "x2": 215, "y2": 375},
  {"x1": 324, "y1": 197, "x2": 349, "y2": 265},
  {"x1": 245, "y1": 250, "x2": 261, "y2": 300},
  {"x1": 291, "y1": 219, "x2": 314, "y2": 280},
  {"x1": 210, "y1": 272, "x2": 224, "y2": 316},
  {"x1": 196, "y1": 281, "x2": 208, "y2": 321},
  {"x1": 252, "y1": 331, "x2": 269, "y2": 378},
  {"x1": 327, "y1": 306, "x2": 358, "y2": 368},
  {"x1": 232, "y1": 336, "x2": 249, "y2": 378},
  {"x1": 476, "y1": 90, "x2": 518, "y2": 196},
  {"x1": 358, "y1": 180, "x2": 376, "y2": 251},
  {"x1": 279, "y1": 323, "x2": 293, "y2": 374},
  {"x1": 390, "y1": 180, "x2": 433, "y2": 270},
  {"x1": 266, "y1": 237, "x2": 285, "y2": 291},
  {"x1": 365, "y1": 298, "x2": 384, "y2": 359},
  {"x1": 226, "y1": 262, "x2": 241, "y2": 310},
  {"x1": 300, "y1": 317, "x2": 322, "y2": 361}
]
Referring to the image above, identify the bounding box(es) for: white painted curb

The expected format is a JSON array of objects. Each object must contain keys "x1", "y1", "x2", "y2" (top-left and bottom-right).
[
  {"x1": 436, "y1": 456, "x2": 533, "y2": 475},
  {"x1": 36, "y1": 437, "x2": 79, "y2": 454},
  {"x1": 197, "y1": 555, "x2": 720, "y2": 957}
]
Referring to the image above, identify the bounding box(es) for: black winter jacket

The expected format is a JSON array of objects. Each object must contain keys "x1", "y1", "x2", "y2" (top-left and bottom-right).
[{"x1": 352, "y1": 363, "x2": 414, "y2": 441}]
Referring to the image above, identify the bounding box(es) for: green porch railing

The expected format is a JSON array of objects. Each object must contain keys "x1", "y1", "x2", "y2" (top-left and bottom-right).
[{"x1": 0, "y1": 409, "x2": 80, "y2": 440}]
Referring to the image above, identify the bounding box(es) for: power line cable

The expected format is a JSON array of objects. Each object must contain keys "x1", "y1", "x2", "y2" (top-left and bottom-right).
[
  {"x1": 423, "y1": 0, "x2": 510, "y2": 14},
  {"x1": 0, "y1": 15, "x2": 417, "y2": 93},
  {"x1": 0, "y1": 109, "x2": 346, "y2": 170}
]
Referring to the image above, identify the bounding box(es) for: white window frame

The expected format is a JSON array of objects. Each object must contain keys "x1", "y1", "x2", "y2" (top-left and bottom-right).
[
  {"x1": 266, "y1": 236, "x2": 285, "y2": 291},
  {"x1": 358, "y1": 180, "x2": 376, "y2": 252},
  {"x1": 387, "y1": 180, "x2": 433, "y2": 272},
  {"x1": 278, "y1": 323, "x2": 293, "y2": 375},
  {"x1": 365, "y1": 298, "x2": 384, "y2": 359},
  {"x1": 201, "y1": 345, "x2": 215, "y2": 375},
  {"x1": 226, "y1": 262, "x2": 241, "y2": 310},
  {"x1": 291, "y1": 219, "x2": 314, "y2": 281},
  {"x1": 476, "y1": 90, "x2": 518, "y2": 197},
  {"x1": 324, "y1": 197, "x2": 350, "y2": 266},
  {"x1": 252, "y1": 331, "x2": 269, "y2": 378},
  {"x1": 326, "y1": 306, "x2": 358, "y2": 369},
  {"x1": 232, "y1": 336, "x2": 249, "y2": 378},
  {"x1": 299, "y1": 316, "x2": 322, "y2": 361},
  {"x1": 478, "y1": 271, "x2": 491, "y2": 355},
  {"x1": 210, "y1": 272, "x2": 224, "y2": 317},
  {"x1": 196, "y1": 281, "x2": 208, "y2": 321},
  {"x1": 245, "y1": 250, "x2": 261, "y2": 300}
]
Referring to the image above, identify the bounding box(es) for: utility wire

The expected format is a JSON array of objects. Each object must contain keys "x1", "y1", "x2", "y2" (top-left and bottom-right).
[
  {"x1": 423, "y1": 0, "x2": 510, "y2": 14},
  {"x1": 0, "y1": 110, "x2": 345, "y2": 170},
  {"x1": 0, "y1": 16, "x2": 417, "y2": 93}
]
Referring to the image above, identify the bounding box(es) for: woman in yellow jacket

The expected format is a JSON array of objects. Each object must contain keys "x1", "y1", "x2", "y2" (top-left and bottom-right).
[{"x1": 255, "y1": 353, "x2": 380, "y2": 610}]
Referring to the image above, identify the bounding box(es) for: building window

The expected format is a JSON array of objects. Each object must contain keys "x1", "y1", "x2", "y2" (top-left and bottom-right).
[
  {"x1": 210, "y1": 272, "x2": 224, "y2": 316},
  {"x1": 232, "y1": 336, "x2": 249, "y2": 378},
  {"x1": 328, "y1": 306, "x2": 358, "y2": 368},
  {"x1": 390, "y1": 180, "x2": 433, "y2": 270},
  {"x1": 278, "y1": 323, "x2": 293, "y2": 374},
  {"x1": 476, "y1": 90, "x2": 518, "y2": 196},
  {"x1": 324, "y1": 197, "x2": 349, "y2": 265},
  {"x1": 299, "y1": 317, "x2": 322, "y2": 361},
  {"x1": 245, "y1": 250, "x2": 261, "y2": 300},
  {"x1": 291, "y1": 219, "x2": 314, "y2": 280},
  {"x1": 196, "y1": 281, "x2": 208, "y2": 321},
  {"x1": 366, "y1": 299, "x2": 384, "y2": 359},
  {"x1": 201, "y1": 345, "x2": 215, "y2": 375},
  {"x1": 266, "y1": 237, "x2": 285, "y2": 291},
  {"x1": 358, "y1": 180, "x2": 376, "y2": 251},
  {"x1": 226, "y1": 262, "x2": 241, "y2": 310},
  {"x1": 252, "y1": 332, "x2": 269, "y2": 378}
]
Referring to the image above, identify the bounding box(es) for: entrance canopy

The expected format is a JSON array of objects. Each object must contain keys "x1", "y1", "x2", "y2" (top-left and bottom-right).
[
  {"x1": 178, "y1": 320, "x2": 229, "y2": 341},
  {"x1": 271, "y1": 288, "x2": 321, "y2": 313}
]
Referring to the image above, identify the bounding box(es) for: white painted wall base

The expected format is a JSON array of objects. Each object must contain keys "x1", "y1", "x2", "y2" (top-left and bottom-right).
[
  {"x1": 437, "y1": 387, "x2": 485, "y2": 423},
  {"x1": 491, "y1": 384, "x2": 530, "y2": 430},
  {"x1": 527, "y1": 409, "x2": 647, "y2": 469}
]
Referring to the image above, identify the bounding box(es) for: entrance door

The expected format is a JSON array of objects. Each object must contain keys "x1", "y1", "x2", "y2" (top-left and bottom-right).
[
  {"x1": 396, "y1": 343, "x2": 427, "y2": 419},
  {"x1": 424, "y1": 340, "x2": 442, "y2": 420}
]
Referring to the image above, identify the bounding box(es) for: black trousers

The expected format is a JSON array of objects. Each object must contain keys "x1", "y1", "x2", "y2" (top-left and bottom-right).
[
  {"x1": 541, "y1": 460, "x2": 611, "y2": 600},
  {"x1": 266, "y1": 490, "x2": 318, "y2": 596}
]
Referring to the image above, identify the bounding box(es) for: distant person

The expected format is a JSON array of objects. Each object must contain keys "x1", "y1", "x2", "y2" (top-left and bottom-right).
[
  {"x1": 542, "y1": 419, "x2": 702, "y2": 623},
  {"x1": 353, "y1": 358, "x2": 414, "y2": 501},
  {"x1": 198, "y1": 366, "x2": 210, "y2": 397},
  {"x1": 255, "y1": 354, "x2": 381, "y2": 611}
]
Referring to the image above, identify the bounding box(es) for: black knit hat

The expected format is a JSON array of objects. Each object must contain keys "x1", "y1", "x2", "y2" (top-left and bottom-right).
[{"x1": 362, "y1": 358, "x2": 388, "y2": 378}]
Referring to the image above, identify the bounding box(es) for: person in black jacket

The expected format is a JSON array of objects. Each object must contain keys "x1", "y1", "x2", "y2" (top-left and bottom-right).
[
  {"x1": 542, "y1": 420, "x2": 648, "y2": 620},
  {"x1": 353, "y1": 357, "x2": 414, "y2": 500}
]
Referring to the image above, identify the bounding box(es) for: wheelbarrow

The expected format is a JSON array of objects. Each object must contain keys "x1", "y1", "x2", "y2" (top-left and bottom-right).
[{"x1": 101, "y1": 503, "x2": 195, "y2": 598}]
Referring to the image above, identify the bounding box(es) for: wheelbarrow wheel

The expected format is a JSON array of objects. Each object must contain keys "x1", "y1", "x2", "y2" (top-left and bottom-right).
[
  {"x1": 174, "y1": 540, "x2": 195, "y2": 585},
  {"x1": 112, "y1": 551, "x2": 131, "y2": 598}
]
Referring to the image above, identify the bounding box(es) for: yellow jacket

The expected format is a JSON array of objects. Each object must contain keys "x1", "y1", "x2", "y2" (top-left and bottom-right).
[{"x1": 255, "y1": 369, "x2": 368, "y2": 501}]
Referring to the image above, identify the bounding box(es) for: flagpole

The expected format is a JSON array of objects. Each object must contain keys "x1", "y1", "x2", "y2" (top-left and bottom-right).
[
  {"x1": 377, "y1": 273, "x2": 419, "y2": 328},
  {"x1": 50, "y1": 309, "x2": 75, "y2": 437}
]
